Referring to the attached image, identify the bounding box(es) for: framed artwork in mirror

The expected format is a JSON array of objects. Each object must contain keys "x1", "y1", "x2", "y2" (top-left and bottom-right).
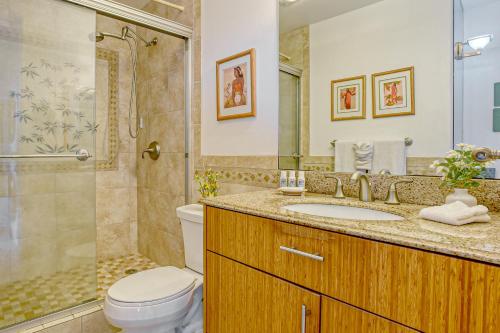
[
  {"x1": 216, "y1": 48, "x2": 256, "y2": 121},
  {"x1": 331, "y1": 75, "x2": 366, "y2": 121},
  {"x1": 372, "y1": 66, "x2": 415, "y2": 118}
]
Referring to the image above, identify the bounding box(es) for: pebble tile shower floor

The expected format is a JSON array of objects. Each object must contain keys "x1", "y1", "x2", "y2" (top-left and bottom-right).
[{"x1": 0, "y1": 254, "x2": 159, "y2": 328}]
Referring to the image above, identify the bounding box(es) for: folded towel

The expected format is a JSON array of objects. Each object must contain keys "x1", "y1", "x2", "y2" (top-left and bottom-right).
[
  {"x1": 372, "y1": 139, "x2": 407, "y2": 175},
  {"x1": 419, "y1": 201, "x2": 491, "y2": 226},
  {"x1": 353, "y1": 142, "x2": 373, "y2": 171},
  {"x1": 334, "y1": 140, "x2": 356, "y2": 172}
]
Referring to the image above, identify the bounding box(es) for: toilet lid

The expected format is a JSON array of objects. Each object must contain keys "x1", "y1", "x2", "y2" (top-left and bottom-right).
[{"x1": 107, "y1": 266, "x2": 195, "y2": 303}]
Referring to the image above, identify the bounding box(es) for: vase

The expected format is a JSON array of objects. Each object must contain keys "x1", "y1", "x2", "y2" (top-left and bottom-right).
[{"x1": 445, "y1": 188, "x2": 477, "y2": 207}]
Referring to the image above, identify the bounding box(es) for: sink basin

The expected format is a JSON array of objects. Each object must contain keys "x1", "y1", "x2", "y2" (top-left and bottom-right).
[{"x1": 283, "y1": 203, "x2": 404, "y2": 221}]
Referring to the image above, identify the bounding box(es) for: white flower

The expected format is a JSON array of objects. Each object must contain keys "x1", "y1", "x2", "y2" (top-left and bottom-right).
[
  {"x1": 446, "y1": 150, "x2": 460, "y2": 158},
  {"x1": 436, "y1": 166, "x2": 449, "y2": 175},
  {"x1": 456, "y1": 143, "x2": 474, "y2": 151},
  {"x1": 429, "y1": 160, "x2": 441, "y2": 169}
]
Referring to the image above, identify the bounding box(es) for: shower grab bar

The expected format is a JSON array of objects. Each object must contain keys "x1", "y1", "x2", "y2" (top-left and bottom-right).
[{"x1": 0, "y1": 149, "x2": 92, "y2": 161}]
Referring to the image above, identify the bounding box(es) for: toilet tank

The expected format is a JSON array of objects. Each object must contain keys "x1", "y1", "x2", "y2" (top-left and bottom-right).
[{"x1": 176, "y1": 204, "x2": 204, "y2": 274}]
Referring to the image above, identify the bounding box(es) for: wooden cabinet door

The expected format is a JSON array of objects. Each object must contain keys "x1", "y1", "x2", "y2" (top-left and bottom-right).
[
  {"x1": 321, "y1": 296, "x2": 417, "y2": 333},
  {"x1": 206, "y1": 251, "x2": 321, "y2": 333}
]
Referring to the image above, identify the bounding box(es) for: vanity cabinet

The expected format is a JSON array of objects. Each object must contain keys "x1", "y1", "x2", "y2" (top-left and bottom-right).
[
  {"x1": 204, "y1": 206, "x2": 500, "y2": 332},
  {"x1": 206, "y1": 252, "x2": 321, "y2": 332},
  {"x1": 321, "y1": 297, "x2": 417, "y2": 333}
]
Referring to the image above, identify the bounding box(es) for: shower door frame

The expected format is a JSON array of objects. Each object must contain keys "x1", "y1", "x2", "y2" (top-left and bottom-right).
[
  {"x1": 66, "y1": 0, "x2": 194, "y2": 203},
  {"x1": 279, "y1": 63, "x2": 302, "y2": 170}
]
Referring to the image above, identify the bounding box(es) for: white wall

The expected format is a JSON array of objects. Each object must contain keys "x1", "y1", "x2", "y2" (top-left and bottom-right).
[
  {"x1": 463, "y1": 0, "x2": 500, "y2": 173},
  {"x1": 309, "y1": 0, "x2": 454, "y2": 157},
  {"x1": 201, "y1": 0, "x2": 279, "y2": 156}
]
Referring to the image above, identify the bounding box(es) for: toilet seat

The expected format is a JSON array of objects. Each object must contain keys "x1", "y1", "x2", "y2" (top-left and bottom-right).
[{"x1": 107, "y1": 266, "x2": 195, "y2": 306}]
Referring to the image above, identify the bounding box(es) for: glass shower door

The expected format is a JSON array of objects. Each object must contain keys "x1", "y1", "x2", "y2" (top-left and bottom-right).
[
  {"x1": 279, "y1": 70, "x2": 301, "y2": 170},
  {"x1": 0, "y1": 0, "x2": 97, "y2": 328}
]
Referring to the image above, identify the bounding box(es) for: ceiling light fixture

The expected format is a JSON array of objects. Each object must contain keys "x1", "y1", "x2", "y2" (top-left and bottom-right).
[{"x1": 455, "y1": 34, "x2": 493, "y2": 60}]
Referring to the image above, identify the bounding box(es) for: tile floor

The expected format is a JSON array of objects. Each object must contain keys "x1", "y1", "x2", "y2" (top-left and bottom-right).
[{"x1": 0, "y1": 254, "x2": 158, "y2": 329}]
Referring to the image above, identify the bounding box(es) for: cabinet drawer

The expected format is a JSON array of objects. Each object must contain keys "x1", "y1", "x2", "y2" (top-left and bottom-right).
[
  {"x1": 206, "y1": 252, "x2": 321, "y2": 332},
  {"x1": 205, "y1": 206, "x2": 326, "y2": 291},
  {"x1": 321, "y1": 296, "x2": 417, "y2": 333}
]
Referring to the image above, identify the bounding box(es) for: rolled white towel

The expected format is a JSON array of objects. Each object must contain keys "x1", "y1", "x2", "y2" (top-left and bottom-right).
[
  {"x1": 419, "y1": 201, "x2": 490, "y2": 226},
  {"x1": 353, "y1": 142, "x2": 373, "y2": 171}
]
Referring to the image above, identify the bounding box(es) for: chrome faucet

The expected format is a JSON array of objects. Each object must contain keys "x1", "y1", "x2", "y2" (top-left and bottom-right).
[{"x1": 350, "y1": 171, "x2": 374, "y2": 202}]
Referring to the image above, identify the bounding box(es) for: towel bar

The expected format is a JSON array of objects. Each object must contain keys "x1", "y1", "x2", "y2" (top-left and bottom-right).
[{"x1": 330, "y1": 137, "x2": 413, "y2": 148}]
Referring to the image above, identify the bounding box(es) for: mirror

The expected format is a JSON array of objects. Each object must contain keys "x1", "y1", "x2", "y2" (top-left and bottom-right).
[
  {"x1": 279, "y1": 0, "x2": 499, "y2": 178},
  {"x1": 453, "y1": 0, "x2": 500, "y2": 179}
]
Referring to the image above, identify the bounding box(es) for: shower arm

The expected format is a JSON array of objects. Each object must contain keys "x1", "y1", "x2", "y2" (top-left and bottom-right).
[{"x1": 125, "y1": 28, "x2": 158, "y2": 47}]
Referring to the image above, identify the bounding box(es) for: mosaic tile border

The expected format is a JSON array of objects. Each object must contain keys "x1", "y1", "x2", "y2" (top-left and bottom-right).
[{"x1": 95, "y1": 47, "x2": 119, "y2": 171}]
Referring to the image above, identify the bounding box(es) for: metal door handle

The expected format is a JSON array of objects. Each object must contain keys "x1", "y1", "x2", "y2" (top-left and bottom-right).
[
  {"x1": 279, "y1": 246, "x2": 324, "y2": 262},
  {"x1": 0, "y1": 148, "x2": 91, "y2": 161}
]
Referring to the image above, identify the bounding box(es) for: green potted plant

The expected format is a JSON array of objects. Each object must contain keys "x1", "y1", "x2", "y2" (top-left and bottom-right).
[
  {"x1": 194, "y1": 169, "x2": 219, "y2": 199},
  {"x1": 430, "y1": 143, "x2": 492, "y2": 206}
]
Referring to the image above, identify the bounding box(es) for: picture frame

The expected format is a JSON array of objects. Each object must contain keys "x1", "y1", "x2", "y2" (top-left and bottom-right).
[
  {"x1": 372, "y1": 66, "x2": 415, "y2": 118},
  {"x1": 216, "y1": 48, "x2": 256, "y2": 121},
  {"x1": 331, "y1": 75, "x2": 366, "y2": 121}
]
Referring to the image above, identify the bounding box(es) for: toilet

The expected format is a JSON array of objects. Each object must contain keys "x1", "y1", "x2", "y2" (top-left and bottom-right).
[{"x1": 104, "y1": 204, "x2": 204, "y2": 333}]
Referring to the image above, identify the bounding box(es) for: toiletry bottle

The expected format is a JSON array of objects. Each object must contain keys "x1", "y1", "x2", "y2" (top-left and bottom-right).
[
  {"x1": 288, "y1": 170, "x2": 296, "y2": 187},
  {"x1": 297, "y1": 171, "x2": 305, "y2": 188},
  {"x1": 279, "y1": 170, "x2": 288, "y2": 188}
]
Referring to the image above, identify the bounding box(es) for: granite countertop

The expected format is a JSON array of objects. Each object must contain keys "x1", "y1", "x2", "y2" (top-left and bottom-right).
[{"x1": 202, "y1": 190, "x2": 500, "y2": 266}]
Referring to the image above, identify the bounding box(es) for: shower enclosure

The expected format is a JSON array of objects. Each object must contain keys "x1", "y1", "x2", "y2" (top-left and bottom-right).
[
  {"x1": 0, "y1": 0, "x2": 193, "y2": 330},
  {"x1": 0, "y1": 0, "x2": 97, "y2": 328},
  {"x1": 279, "y1": 64, "x2": 301, "y2": 170}
]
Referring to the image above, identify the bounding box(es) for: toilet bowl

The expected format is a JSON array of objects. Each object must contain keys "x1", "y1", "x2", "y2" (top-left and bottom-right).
[{"x1": 104, "y1": 204, "x2": 204, "y2": 333}]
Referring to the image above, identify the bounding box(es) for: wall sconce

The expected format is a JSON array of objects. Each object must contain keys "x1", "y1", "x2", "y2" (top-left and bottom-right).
[{"x1": 455, "y1": 34, "x2": 493, "y2": 60}]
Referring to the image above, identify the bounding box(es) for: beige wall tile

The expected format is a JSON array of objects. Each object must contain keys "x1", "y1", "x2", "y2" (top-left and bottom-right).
[
  {"x1": 97, "y1": 223, "x2": 131, "y2": 259},
  {"x1": 147, "y1": 153, "x2": 185, "y2": 195},
  {"x1": 56, "y1": 191, "x2": 95, "y2": 232},
  {"x1": 9, "y1": 173, "x2": 55, "y2": 196},
  {"x1": 96, "y1": 153, "x2": 130, "y2": 189},
  {"x1": 148, "y1": 111, "x2": 185, "y2": 153},
  {"x1": 55, "y1": 172, "x2": 95, "y2": 194},
  {"x1": 96, "y1": 188, "x2": 131, "y2": 226}
]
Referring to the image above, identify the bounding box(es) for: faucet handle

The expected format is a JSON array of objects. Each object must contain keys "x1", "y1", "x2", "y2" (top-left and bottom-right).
[
  {"x1": 384, "y1": 179, "x2": 412, "y2": 205},
  {"x1": 325, "y1": 174, "x2": 345, "y2": 199}
]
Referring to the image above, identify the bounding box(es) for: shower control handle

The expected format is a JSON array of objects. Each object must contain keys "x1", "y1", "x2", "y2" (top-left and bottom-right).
[{"x1": 142, "y1": 141, "x2": 160, "y2": 160}]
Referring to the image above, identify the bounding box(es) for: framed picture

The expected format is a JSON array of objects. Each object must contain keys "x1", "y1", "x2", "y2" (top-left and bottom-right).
[
  {"x1": 331, "y1": 75, "x2": 366, "y2": 121},
  {"x1": 372, "y1": 66, "x2": 415, "y2": 118},
  {"x1": 216, "y1": 48, "x2": 256, "y2": 121}
]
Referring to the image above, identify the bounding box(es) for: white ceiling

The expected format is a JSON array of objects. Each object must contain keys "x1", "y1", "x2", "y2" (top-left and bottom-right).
[{"x1": 280, "y1": 0, "x2": 384, "y2": 33}]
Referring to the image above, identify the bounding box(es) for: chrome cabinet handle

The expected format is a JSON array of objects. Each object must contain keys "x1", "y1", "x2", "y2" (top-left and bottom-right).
[
  {"x1": 301, "y1": 304, "x2": 309, "y2": 333},
  {"x1": 279, "y1": 246, "x2": 324, "y2": 262},
  {"x1": 301, "y1": 304, "x2": 306, "y2": 333}
]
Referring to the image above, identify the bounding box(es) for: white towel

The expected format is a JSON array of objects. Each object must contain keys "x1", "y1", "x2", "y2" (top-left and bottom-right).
[
  {"x1": 353, "y1": 142, "x2": 373, "y2": 171},
  {"x1": 334, "y1": 140, "x2": 356, "y2": 172},
  {"x1": 419, "y1": 201, "x2": 491, "y2": 226},
  {"x1": 372, "y1": 139, "x2": 407, "y2": 175}
]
